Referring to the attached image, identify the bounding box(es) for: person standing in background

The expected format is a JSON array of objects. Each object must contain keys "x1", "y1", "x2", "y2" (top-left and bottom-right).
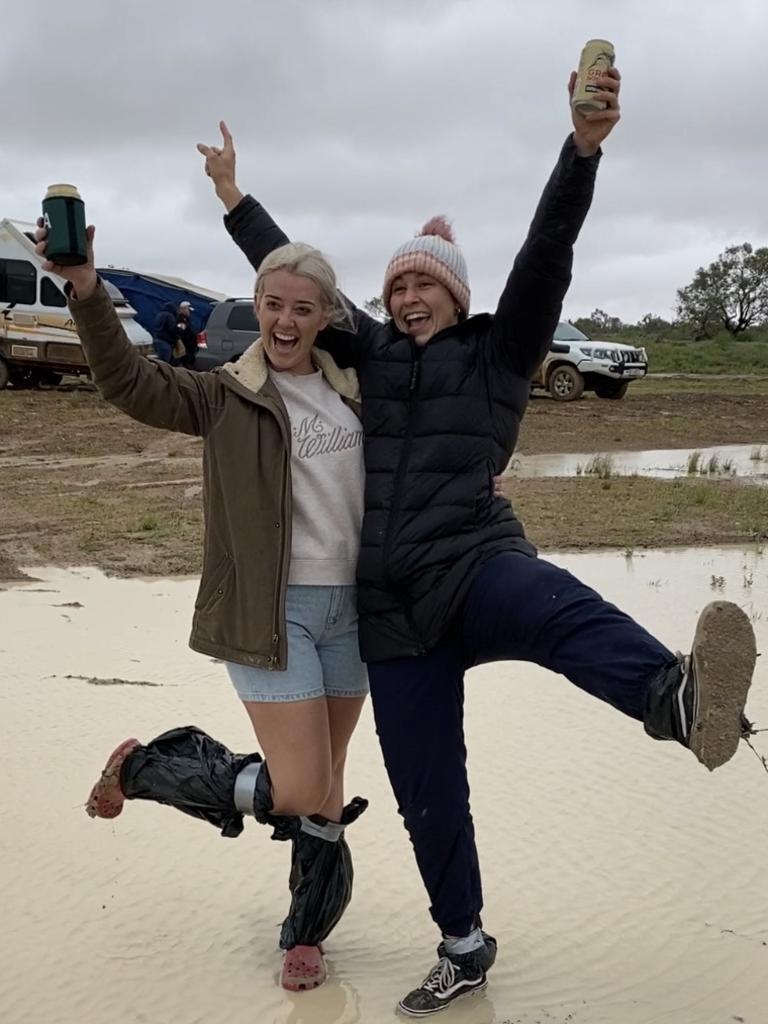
[
  {"x1": 151, "y1": 300, "x2": 180, "y2": 363},
  {"x1": 176, "y1": 300, "x2": 198, "y2": 368}
]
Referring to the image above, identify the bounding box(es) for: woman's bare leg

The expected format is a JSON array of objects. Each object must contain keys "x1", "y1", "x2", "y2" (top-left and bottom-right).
[
  {"x1": 242, "y1": 697, "x2": 333, "y2": 817},
  {"x1": 316, "y1": 695, "x2": 366, "y2": 821}
]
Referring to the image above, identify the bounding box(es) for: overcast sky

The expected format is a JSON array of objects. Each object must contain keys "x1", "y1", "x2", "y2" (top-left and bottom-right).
[{"x1": 3, "y1": 0, "x2": 766, "y2": 322}]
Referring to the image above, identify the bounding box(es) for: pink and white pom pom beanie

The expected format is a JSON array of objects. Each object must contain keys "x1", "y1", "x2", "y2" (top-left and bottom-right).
[{"x1": 382, "y1": 216, "x2": 470, "y2": 317}]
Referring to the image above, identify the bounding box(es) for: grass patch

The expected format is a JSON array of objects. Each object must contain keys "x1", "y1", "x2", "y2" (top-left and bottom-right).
[
  {"x1": 509, "y1": 475, "x2": 768, "y2": 551},
  {"x1": 643, "y1": 339, "x2": 768, "y2": 375},
  {"x1": 0, "y1": 464, "x2": 204, "y2": 576},
  {"x1": 582, "y1": 454, "x2": 614, "y2": 479},
  {"x1": 686, "y1": 450, "x2": 737, "y2": 477}
]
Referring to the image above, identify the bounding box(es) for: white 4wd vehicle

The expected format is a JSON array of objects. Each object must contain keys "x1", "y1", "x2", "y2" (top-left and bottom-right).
[{"x1": 531, "y1": 322, "x2": 648, "y2": 401}]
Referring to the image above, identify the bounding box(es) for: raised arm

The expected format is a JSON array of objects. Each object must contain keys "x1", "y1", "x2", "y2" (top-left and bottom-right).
[
  {"x1": 199, "y1": 122, "x2": 381, "y2": 369},
  {"x1": 488, "y1": 67, "x2": 621, "y2": 379},
  {"x1": 198, "y1": 121, "x2": 291, "y2": 271},
  {"x1": 36, "y1": 224, "x2": 222, "y2": 437}
]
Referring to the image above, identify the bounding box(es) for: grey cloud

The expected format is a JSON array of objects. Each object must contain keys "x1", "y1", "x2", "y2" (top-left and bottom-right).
[{"x1": 3, "y1": 0, "x2": 766, "y2": 323}]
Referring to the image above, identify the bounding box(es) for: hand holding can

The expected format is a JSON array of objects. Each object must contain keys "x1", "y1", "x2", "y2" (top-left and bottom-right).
[
  {"x1": 35, "y1": 213, "x2": 98, "y2": 302},
  {"x1": 41, "y1": 184, "x2": 88, "y2": 267},
  {"x1": 568, "y1": 40, "x2": 622, "y2": 156},
  {"x1": 572, "y1": 39, "x2": 616, "y2": 114}
]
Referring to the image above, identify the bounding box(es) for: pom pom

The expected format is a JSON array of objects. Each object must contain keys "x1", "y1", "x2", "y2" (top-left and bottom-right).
[{"x1": 418, "y1": 215, "x2": 455, "y2": 243}]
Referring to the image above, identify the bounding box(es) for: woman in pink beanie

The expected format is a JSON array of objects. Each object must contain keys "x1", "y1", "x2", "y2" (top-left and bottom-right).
[{"x1": 203, "y1": 63, "x2": 756, "y2": 1016}]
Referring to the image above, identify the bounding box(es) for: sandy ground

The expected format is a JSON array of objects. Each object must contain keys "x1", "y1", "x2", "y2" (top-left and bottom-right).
[{"x1": 2, "y1": 547, "x2": 768, "y2": 1024}]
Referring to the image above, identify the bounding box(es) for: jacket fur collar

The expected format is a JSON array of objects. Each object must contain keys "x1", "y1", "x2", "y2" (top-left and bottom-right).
[{"x1": 221, "y1": 339, "x2": 360, "y2": 402}]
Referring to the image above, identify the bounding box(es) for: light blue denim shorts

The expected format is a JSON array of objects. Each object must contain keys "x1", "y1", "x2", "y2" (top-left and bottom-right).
[{"x1": 226, "y1": 585, "x2": 369, "y2": 703}]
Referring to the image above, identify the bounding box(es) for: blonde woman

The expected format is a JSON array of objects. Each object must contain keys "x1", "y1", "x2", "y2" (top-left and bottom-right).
[{"x1": 36, "y1": 224, "x2": 369, "y2": 992}]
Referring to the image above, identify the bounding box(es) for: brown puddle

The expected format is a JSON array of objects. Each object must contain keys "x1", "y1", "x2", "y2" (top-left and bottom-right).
[{"x1": 2, "y1": 550, "x2": 767, "y2": 1024}]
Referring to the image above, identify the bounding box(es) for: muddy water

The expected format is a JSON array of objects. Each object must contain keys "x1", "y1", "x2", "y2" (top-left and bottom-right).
[
  {"x1": 508, "y1": 443, "x2": 768, "y2": 483},
  {"x1": 2, "y1": 549, "x2": 768, "y2": 1024}
]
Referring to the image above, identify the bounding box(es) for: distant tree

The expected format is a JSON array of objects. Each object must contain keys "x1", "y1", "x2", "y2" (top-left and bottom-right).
[
  {"x1": 676, "y1": 243, "x2": 768, "y2": 339},
  {"x1": 572, "y1": 308, "x2": 624, "y2": 337},
  {"x1": 637, "y1": 313, "x2": 672, "y2": 341},
  {"x1": 571, "y1": 317, "x2": 594, "y2": 336},
  {"x1": 364, "y1": 296, "x2": 388, "y2": 322},
  {"x1": 592, "y1": 308, "x2": 624, "y2": 333}
]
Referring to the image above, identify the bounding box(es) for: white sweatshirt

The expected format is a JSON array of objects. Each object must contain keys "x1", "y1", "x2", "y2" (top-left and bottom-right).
[{"x1": 270, "y1": 368, "x2": 365, "y2": 585}]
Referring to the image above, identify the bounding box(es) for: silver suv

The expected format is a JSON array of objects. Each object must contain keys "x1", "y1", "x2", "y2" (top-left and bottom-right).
[
  {"x1": 195, "y1": 298, "x2": 260, "y2": 371},
  {"x1": 531, "y1": 321, "x2": 648, "y2": 401}
]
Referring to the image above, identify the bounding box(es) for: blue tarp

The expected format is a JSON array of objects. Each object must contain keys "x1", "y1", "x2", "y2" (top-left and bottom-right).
[{"x1": 97, "y1": 269, "x2": 223, "y2": 336}]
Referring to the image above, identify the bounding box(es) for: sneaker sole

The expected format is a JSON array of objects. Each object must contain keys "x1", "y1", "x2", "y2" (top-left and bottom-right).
[
  {"x1": 397, "y1": 977, "x2": 488, "y2": 1017},
  {"x1": 689, "y1": 601, "x2": 757, "y2": 771}
]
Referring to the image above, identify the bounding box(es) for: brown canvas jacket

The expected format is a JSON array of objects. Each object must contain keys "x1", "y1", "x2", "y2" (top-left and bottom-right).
[{"x1": 68, "y1": 280, "x2": 361, "y2": 668}]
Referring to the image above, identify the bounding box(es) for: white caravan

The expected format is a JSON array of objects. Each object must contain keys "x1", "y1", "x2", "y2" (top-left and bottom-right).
[{"x1": 0, "y1": 218, "x2": 151, "y2": 388}]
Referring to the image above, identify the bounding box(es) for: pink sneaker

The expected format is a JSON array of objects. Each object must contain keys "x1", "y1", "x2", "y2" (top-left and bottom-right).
[
  {"x1": 85, "y1": 738, "x2": 142, "y2": 819},
  {"x1": 280, "y1": 945, "x2": 327, "y2": 991}
]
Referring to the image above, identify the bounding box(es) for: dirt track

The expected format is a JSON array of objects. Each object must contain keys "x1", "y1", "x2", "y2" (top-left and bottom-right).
[
  {"x1": 519, "y1": 378, "x2": 768, "y2": 455},
  {"x1": 1, "y1": 378, "x2": 766, "y2": 579}
]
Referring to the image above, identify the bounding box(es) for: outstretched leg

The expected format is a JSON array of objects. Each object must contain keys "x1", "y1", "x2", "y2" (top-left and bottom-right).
[
  {"x1": 84, "y1": 585, "x2": 369, "y2": 992},
  {"x1": 86, "y1": 726, "x2": 260, "y2": 836},
  {"x1": 462, "y1": 552, "x2": 757, "y2": 769}
]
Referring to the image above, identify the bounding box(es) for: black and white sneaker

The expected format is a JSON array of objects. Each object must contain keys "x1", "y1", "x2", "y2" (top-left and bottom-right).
[
  {"x1": 398, "y1": 941, "x2": 494, "y2": 1018},
  {"x1": 645, "y1": 601, "x2": 757, "y2": 770}
]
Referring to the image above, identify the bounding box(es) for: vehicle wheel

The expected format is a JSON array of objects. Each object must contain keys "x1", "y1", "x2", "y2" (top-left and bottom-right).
[
  {"x1": 0, "y1": 358, "x2": 9, "y2": 389},
  {"x1": 36, "y1": 371, "x2": 63, "y2": 387},
  {"x1": 548, "y1": 364, "x2": 584, "y2": 402},
  {"x1": 595, "y1": 380, "x2": 629, "y2": 400}
]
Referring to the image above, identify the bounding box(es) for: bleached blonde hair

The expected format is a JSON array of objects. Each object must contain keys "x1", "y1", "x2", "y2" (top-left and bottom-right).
[{"x1": 255, "y1": 242, "x2": 353, "y2": 330}]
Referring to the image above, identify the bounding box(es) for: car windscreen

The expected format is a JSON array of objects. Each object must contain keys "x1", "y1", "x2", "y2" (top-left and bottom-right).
[{"x1": 553, "y1": 322, "x2": 589, "y2": 342}]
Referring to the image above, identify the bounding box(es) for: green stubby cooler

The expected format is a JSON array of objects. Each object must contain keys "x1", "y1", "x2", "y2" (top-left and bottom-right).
[{"x1": 42, "y1": 184, "x2": 88, "y2": 266}]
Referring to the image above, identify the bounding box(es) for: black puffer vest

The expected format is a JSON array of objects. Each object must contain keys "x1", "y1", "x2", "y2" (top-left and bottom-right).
[{"x1": 353, "y1": 315, "x2": 535, "y2": 658}]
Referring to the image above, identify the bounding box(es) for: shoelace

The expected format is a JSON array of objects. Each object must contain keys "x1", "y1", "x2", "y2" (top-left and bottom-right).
[
  {"x1": 675, "y1": 652, "x2": 693, "y2": 739},
  {"x1": 676, "y1": 651, "x2": 767, "y2": 774},
  {"x1": 676, "y1": 650, "x2": 755, "y2": 741},
  {"x1": 420, "y1": 957, "x2": 457, "y2": 994}
]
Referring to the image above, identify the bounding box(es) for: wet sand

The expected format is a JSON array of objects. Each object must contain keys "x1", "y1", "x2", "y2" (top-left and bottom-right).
[{"x1": 2, "y1": 548, "x2": 767, "y2": 1024}]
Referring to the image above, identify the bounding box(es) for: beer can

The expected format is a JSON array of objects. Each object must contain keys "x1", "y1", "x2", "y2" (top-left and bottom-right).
[
  {"x1": 42, "y1": 184, "x2": 88, "y2": 267},
  {"x1": 572, "y1": 39, "x2": 615, "y2": 114}
]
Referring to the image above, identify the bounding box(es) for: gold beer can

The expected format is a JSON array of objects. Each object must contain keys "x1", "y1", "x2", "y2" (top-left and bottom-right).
[{"x1": 572, "y1": 39, "x2": 615, "y2": 114}]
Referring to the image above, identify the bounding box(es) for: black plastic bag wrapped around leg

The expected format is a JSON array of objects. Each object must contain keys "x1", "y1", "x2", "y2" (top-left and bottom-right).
[
  {"x1": 119, "y1": 725, "x2": 262, "y2": 838},
  {"x1": 279, "y1": 796, "x2": 368, "y2": 950}
]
